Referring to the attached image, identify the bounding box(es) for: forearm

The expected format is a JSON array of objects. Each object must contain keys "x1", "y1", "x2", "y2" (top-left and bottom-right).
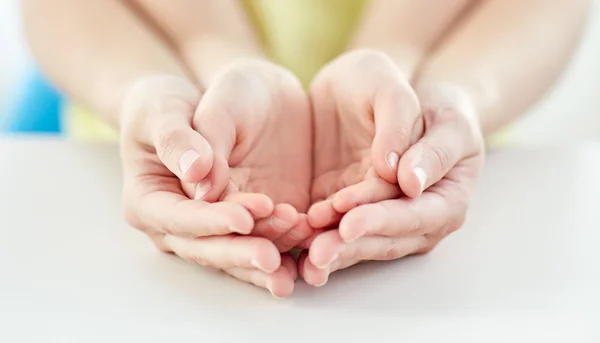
[
  {"x1": 348, "y1": 0, "x2": 476, "y2": 78},
  {"x1": 22, "y1": 0, "x2": 191, "y2": 129},
  {"x1": 128, "y1": 0, "x2": 265, "y2": 86},
  {"x1": 414, "y1": 0, "x2": 590, "y2": 136}
]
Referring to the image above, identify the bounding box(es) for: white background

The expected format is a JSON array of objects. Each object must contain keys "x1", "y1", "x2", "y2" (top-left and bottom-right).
[{"x1": 1, "y1": 0, "x2": 600, "y2": 144}]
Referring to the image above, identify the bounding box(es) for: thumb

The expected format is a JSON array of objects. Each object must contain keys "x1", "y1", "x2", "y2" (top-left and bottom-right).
[
  {"x1": 151, "y1": 119, "x2": 214, "y2": 184},
  {"x1": 370, "y1": 85, "x2": 423, "y2": 184},
  {"x1": 190, "y1": 102, "x2": 238, "y2": 202}
]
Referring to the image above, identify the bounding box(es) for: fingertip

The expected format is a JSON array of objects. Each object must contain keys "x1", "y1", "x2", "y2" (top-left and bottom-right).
[
  {"x1": 301, "y1": 255, "x2": 330, "y2": 287},
  {"x1": 209, "y1": 202, "x2": 254, "y2": 235},
  {"x1": 266, "y1": 267, "x2": 295, "y2": 299},
  {"x1": 281, "y1": 254, "x2": 299, "y2": 281},
  {"x1": 273, "y1": 203, "x2": 299, "y2": 227},
  {"x1": 338, "y1": 210, "x2": 364, "y2": 243},
  {"x1": 398, "y1": 156, "x2": 424, "y2": 198},
  {"x1": 308, "y1": 231, "x2": 343, "y2": 270},
  {"x1": 180, "y1": 148, "x2": 214, "y2": 183},
  {"x1": 307, "y1": 200, "x2": 340, "y2": 229},
  {"x1": 253, "y1": 240, "x2": 282, "y2": 273}
]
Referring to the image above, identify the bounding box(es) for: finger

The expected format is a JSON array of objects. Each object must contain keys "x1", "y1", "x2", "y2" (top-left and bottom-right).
[
  {"x1": 296, "y1": 228, "x2": 326, "y2": 250},
  {"x1": 299, "y1": 251, "x2": 330, "y2": 287},
  {"x1": 162, "y1": 234, "x2": 281, "y2": 273},
  {"x1": 273, "y1": 214, "x2": 314, "y2": 253},
  {"x1": 307, "y1": 200, "x2": 343, "y2": 229},
  {"x1": 224, "y1": 265, "x2": 295, "y2": 299},
  {"x1": 338, "y1": 183, "x2": 461, "y2": 243},
  {"x1": 125, "y1": 186, "x2": 255, "y2": 237},
  {"x1": 192, "y1": 153, "x2": 230, "y2": 202},
  {"x1": 153, "y1": 123, "x2": 215, "y2": 184},
  {"x1": 331, "y1": 178, "x2": 402, "y2": 214},
  {"x1": 397, "y1": 105, "x2": 479, "y2": 198},
  {"x1": 309, "y1": 230, "x2": 428, "y2": 271},
  {"x1": 252, "y1": 203, "x2": 299, "y2": 241},
  {"x1": 222, "y1": 192, "x2": 274, "y2": 220},
  {"x1": 371, "y1": 83, "x2": 424, "y2": 185},
  {"x1": 280, "y1": 253, "x2": 299, "y2": 281}
]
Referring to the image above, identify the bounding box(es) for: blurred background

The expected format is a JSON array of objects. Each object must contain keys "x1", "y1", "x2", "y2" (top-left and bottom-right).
[{"x1": 1, "y1": 0, "x2": 600, "y2": 143}]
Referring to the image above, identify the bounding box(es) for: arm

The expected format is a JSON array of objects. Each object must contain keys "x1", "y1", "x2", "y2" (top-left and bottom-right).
[
  {"x1": 22, "y1": 0, "x2": 191, "y2": 128},
  {"x1": 414, "y1": 0, "x2": 591, "y2": 136},
  {"x1": 126, "y1": 0, "x2": 265, "y2": 86},
  {"x1": 348, "y1": 0, "x2": 477, "y2": 77}
]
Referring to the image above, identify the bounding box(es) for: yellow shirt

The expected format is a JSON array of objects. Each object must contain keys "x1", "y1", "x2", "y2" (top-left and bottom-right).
[{"x1": 64, "y1": 0, "x2": 511, "y2": 146}]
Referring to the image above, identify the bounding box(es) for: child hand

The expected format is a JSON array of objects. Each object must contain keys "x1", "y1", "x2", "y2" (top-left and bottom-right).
[
  {"x1": 118, "y1": 69, "x2": 310, "y2": 298},
  {"x1": 302, "y1": 50, "x2": 485, "y2": 287}
]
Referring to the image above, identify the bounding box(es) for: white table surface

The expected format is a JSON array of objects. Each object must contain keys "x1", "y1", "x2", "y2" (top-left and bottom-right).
[{"x1": 0, "y1": 138, "x2": 599, "y2": 342}]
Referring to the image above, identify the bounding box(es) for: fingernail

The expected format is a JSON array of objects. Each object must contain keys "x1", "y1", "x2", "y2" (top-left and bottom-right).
[
  {"x1": 231, "y1": 226, "x2": 251, "y2": 235},
  {"x1": 314, "y1": 269, "x2": 330, "y2": 287},
  {"x1": 413, "y1": 167, "x2": 427, "y2": 193},
  {"x1": 266, "y1": 279, "x2": 281, "y2": 299},
  {"x1": 317, "y1": 252, "x2": 339, "y2": 270},
  {"x1": 386, "y1": 151, "x2": 399, "y2": 169},
  {"x1": 194, "y1": 179, "x2": 212, "y2": 200},
  {"x1": 179, "y1": 150, "x2": 200, "y2": 176},
  {"x1": 250, "y1": 258, "x2": 275, "y2": 273}
]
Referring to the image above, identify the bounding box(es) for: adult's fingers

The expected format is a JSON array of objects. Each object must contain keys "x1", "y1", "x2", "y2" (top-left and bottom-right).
[
  {"x1": 338, "y1": 179, "x2": 468, "y2": 243},
  {"x1": 124, "y1": 182, "x2": 254, "y2": 237},
  {"x1": 152, "y1": 123, "x2": 215, "y2": 184},
  {"x1": 397, "y1": 85, "x2": 482, "y2": 198},
  {"x1": 331, "y1": 178, "x2": 402, "y2": 213},
  {"x1": 302, "y1": 230, "x2": 428, "y2": 287},
  {"x1": 370, "y1": 82, "x2": 424, "y2": 185},
  {"x1": 162, "y1": 234, "x2": 281, "y2": 273}
]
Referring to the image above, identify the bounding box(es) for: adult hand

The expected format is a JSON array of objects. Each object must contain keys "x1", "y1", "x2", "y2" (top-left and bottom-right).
[
  {"x1": 302, "y1": 51, "x2": 485, "y2": 286},
  {"x1": 120, "y1": 62, "x2": 312, "y2": 298},
  {"x1": 307, "y1": 49, "x2": 423, "y2": 231}
]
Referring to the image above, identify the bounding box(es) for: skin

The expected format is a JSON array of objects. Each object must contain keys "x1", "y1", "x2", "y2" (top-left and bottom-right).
[
  {"x1": 24, "y1": 0, "x2": 590, "y2": 294},
  {"x1": 301, "y1": 0, "x2": 590, "y2": 286},
  {"x1": 23, "y1": 0, "x2": 312, "y2": 298}
]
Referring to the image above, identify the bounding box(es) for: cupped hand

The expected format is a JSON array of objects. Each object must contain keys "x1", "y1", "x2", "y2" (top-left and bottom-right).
[
  {"x1": 302, "y1": 78, "x2": 485, "y2": 287},
  {"x1": 119, "y1": 65, "x2": 312, "y2": 298},
  {"x1": 307, "y1": 49, "x2": 423, "y2": 231}
]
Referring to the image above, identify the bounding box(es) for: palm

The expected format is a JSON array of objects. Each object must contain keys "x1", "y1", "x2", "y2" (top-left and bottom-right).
[
  {"x1": 310, "y1": 80, "x2": 375, "y2": 204},
  {"x1": 229, "y1": 85, "x2": 312, "y2": 213},
  {"x1": 190, "y1": 62, "x2": 313, "y2": 214}
]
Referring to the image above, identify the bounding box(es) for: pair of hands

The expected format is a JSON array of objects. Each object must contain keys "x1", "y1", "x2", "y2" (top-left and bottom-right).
[{"x1": 120, "y1": 50, "x2": 485, "y2": 298}]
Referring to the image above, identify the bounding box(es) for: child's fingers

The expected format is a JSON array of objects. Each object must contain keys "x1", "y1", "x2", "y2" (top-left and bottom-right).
[
  {"x1": 162, "y1": 234, "x2": 281, "y2": 273},
  {"x1": 273, "y1": 214, "x2": 314, "y2": 253},
  {"x1": 224, "y1": 264, "x2": 295, "y2": 299},
  {"x1": 331, "y1": 178, "x2": 402, "y2": 213},
  {"x1": 252, "y1": 204, "x2": 299, "y2": 241},
  {"x1": 307, "y1": 200, "x2": 342, "y2": 229},
  {"x1": 280, "y1": 253, "x2": 299, "y2": 281},
  {"x1": 369, "y1": 79, "x2": 423, "y2": 186},
  {"x1": 222, "y1": 192, "x2": 274, "y2": 220}
]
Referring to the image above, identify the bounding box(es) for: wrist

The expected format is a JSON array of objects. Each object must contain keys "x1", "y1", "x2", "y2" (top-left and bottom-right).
[
  {"x1": 345, "y1": 42, "x2": 423, "y2": 80},
  {"x1": 413, "y1": 81, "x2": 482, "y2": 136},
  {"x1": 180, "y1": 36, "x2": 269, "y2": 87},
  {"x1": 118, "y1": 74, "x2": 201, "y2": 138}
]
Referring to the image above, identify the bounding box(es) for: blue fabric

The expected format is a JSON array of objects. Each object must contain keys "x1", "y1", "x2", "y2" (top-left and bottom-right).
[{"x1": 1, "y1": 69, "x2": 63, "y2": 134}]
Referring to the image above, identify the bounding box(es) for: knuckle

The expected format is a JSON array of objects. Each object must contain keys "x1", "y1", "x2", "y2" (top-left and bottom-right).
[
  {"x1": 156, "y1": 128, "x2": 185, "y2": 162},
  {"x1": 428, "y1": 143, "x2": 451, "y2": 170}
]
